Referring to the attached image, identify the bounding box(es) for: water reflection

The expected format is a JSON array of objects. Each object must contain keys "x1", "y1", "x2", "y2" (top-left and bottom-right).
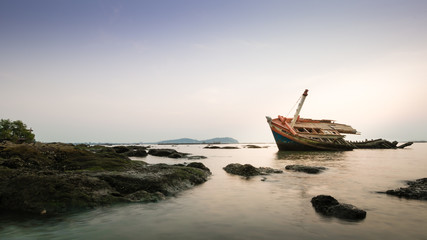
[{"x1": 275, "y1": 150, "x2": 346, "y2": 160}]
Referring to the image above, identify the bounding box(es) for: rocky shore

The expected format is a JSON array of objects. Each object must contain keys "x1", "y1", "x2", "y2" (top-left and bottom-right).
[
  {"x1": 0, "y1": 142, "x2": 211, "y2": 215},
  {"x1": 382, "y1": 178, "x2": 427, "y2": 200}
]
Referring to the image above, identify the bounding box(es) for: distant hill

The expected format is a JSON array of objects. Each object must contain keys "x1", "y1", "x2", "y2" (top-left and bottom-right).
[{"x1": 158, "y1": 137, "x2": 239, "y2": 144}]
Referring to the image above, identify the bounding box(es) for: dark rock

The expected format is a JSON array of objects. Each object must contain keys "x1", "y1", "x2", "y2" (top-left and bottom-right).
[
  {"x1": 285, "y1": 165, "x2": 326, "y2": 174},
  {"x1": 168, "y1": 153, "x2": 185, "y2": 158},
  {"x1": 327, "y1": 203, "x2": 367, "y2": 220},
  {"x1": 0, "y1": 142, "x2": 211, "y2": 215},
  {"x1": 221, "y1": 146, "x2": 239, "y2": 149},
  {"x1": 311, "y1": 195, "x2": 339, "y2": 213},
  {"x1": 311, "y1": 195, "x2": 366, "y2": 220},
  {"x1": 244, "y1": 145, "x2": 264, "y2": 148},
  {"x1": 1, "y1": 157, "x2": 26, "y2": 169},
  {"x1": 384, "y1": 178, "x2": 427, "y2": 200},
  {"x1": 223, "y1": 163, "x2": 282, "y2": 177},
  {"x1": 204, "y1": 146, "x2": 221, "y2": 149},
  {"x1": 148, "y1": 148, "x2": 189, "y2": 158},
  {"x1": 224, "y1": 163, "x2": 259, "y2": 177},
  {"x1": 187, "y1": 162, "x2": 211, "y2": 173},
  {"x1": 113, "y1": 146, "x2": 130, "y2": 154},
  {"x1": 126, "y1": 148, "x2": 148, "y2": 157},
  {"x1": 148, "y1": 148, "x2": 177, "y2": 157},
  {"x1": 125, "y1": 190, "x2": 165, "y2": 202},
  {"x1": 187, "y1": 155, "x2": 207, "y2": 160},
  {"x1": 204, "y1": 145, "x2": 239, "y2": 149},
  {"x1": 258, "y1": 167, "x2": 283, "y2": 174}
]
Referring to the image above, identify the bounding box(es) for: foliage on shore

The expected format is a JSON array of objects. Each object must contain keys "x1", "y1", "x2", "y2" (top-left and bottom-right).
[{"x1": 0, "y1": 119, "x2": 35, "y2": 144}]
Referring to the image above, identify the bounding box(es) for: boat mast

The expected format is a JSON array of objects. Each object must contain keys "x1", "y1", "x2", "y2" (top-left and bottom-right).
[{"x1": 290, "y1": 89, "x2": 308, "y2": 127}]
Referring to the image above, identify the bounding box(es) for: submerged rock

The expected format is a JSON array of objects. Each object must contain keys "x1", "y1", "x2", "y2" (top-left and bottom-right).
[
  {"x1": 285, "y1": 165, "x2": 326, "y2": 174},
  {"x1": 244, "y1": 145, "x2": 262, "y2": 148},
  {"x1": 187, "y1": 155, "x2": 207, "y2": 160},
  {"x1": 244, "y1": 145, "x2": 268, "y2": 149},
  {"x1": 311, "y1": 195, "x2": 366, "y2": 220},
  {"x1": 203, "y1": 145, "x2": 221, "y2": 149},
  {"x1": 221, "y1": 146, "x2": 239, "y2": 149},
  {"x1": 383, "y1": 178, "x2": 427, "y2": 200},
  {"x1": 204, "y1": 145, "x2": 239, "y2": 149},
  {"x1": 258, "y1": 167, "x2": 284, "y2": 174},
  {"x1": 223, "y1": 163, "x2": 283, "y2": 177},
  {"x1": 0, "y1": 142, "x2": 211, "y2": 215}
]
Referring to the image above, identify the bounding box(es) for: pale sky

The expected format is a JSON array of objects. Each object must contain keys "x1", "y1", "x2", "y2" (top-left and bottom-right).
[{"x1": 1, "y1": 0, "x2": 426, "y2": 143}]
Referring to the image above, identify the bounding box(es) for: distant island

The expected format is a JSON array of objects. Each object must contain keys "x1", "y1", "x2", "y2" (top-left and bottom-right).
[{"x1": 158, "y1": 137, "x2": 239, "y2": 144}]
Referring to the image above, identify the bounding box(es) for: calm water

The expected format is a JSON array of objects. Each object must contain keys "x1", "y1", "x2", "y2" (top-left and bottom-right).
[{"x1": 1, "y1": 143, "x2": 427, "y2": 240}]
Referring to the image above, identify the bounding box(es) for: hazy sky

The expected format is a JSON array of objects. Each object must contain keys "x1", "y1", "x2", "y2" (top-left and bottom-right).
[{"x1": 1, "y1": 0, "x2": 426, "y2": 143}]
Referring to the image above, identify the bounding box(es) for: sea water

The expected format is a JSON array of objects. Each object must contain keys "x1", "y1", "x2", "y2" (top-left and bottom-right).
[{"x1": 1, "y1": 143, "x2": 426, "y2": 240}]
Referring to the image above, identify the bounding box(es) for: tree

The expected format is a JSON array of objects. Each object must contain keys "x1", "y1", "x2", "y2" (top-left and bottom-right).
[{"x1": 0, "y1": 119, "x2": 35, "y2": 143}]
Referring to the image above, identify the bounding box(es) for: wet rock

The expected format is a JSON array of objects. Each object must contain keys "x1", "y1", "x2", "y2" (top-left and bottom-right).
[
  {"x1": 311, "y1": 195, "x2": 366, "y2": 220},
  {"x1": 1, "y1": 157, "x2": 26, "y2": 169},
  {"x1": 204, "y1": 145, "x2": 239, "y2": 149},
  {"x1": 258, "y1": 167, "x2": 283, "y2": 174},
  {"x1": 0, "y1": 142, "x2": 211, "y2": 215},
  {"x1": 204, "y1": 145, "x2": 221, "y2": 149},
  {"x1": 285, "y1": 165, "x2": 326, "y2": 174},
  {"x1": 221, "y1": 146, "x2": 239, "y2": 149},
  {"x1": 223, "y1": 163, "x2": 282, "y2": 177},
  {"x1": 148, "y1": 148, "x2": 176, "y2": 157},
  {"x1": 148, "y1": 149, "x2": 188, "y2": 158},
  {"x1": 244, "y1": 145, "x2": 262, "y2": 148},
  {"x1": 224, "y1": 163, "x2": 259, "y2": 177},
  {"x1": 126, "y1": 148, "x2": 148, "y2": 157},
  {"x1": 125, "y1": 190, "x2": 165, "y2": 202},
  {"x1": 383, "y1": 178, "x2": 427, "y2": 200},
  {"x1": 168, "y1": 153, "x2": 185, "y2": 158},
  {"x1": 244, "y1": 145, "x2": 268, "y2": 149},
  {"x1": 186, "y1": 162, "x2": 211, "y2": 173},
  {"x1": 113, "y1": 146, "x2": 131, "y2": 154},
  {"x1": 187, "y1": 155, "x2": 207, "y2": 160}
]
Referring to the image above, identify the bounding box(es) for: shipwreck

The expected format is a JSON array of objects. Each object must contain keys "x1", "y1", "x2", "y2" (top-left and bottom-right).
[{"x1": 266, "y1": 89, "x2": 412, "y2": 151}]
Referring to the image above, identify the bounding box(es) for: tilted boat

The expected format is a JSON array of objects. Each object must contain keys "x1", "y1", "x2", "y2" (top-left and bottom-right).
[{"x1": 266, "y1": 89, "x2": 358, "y2": 151}]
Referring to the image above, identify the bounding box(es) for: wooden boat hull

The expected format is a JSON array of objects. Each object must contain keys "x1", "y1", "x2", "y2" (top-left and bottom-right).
[{"x1": 268, "y1": 120, "x2": 354, "y2": 151}]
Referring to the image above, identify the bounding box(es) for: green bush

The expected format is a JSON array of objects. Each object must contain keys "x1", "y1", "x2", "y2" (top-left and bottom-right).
[{"x1": 0, "y1": 119, "x2": 35, "y2": 143}]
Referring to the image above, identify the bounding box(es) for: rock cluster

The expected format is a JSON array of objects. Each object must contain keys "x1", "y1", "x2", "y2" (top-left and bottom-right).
[
  {"x1": 311, "y1": 195, "x2": 366, "y2": 220},
  {"x1": 244, "y1": 145, "x2": 263, "y2": 148},
  {"x1": 148, "y1": 148, "x2": 189, "y2": 158},
  {"x1": 0, "y1": 142, "x2": 211, "y2": 215},
  {"x1": 204, "y1": 145, "x2": 239, "y2": 149},
  {"x1": 112, "y1": 146, "x2": 148, "y2": 157},
  {"x1": 145, "y1": 148, "x2": 207, "y2": 159},
  {"x1": 285, "y1": 165, "x2": 326, "y2": 174},
  {"x1": 223, "y1": 163, "x2": 283, "y2": 177},
  {"x1": 383, "y1": 178, "x2": 427, "y2": 200}
]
